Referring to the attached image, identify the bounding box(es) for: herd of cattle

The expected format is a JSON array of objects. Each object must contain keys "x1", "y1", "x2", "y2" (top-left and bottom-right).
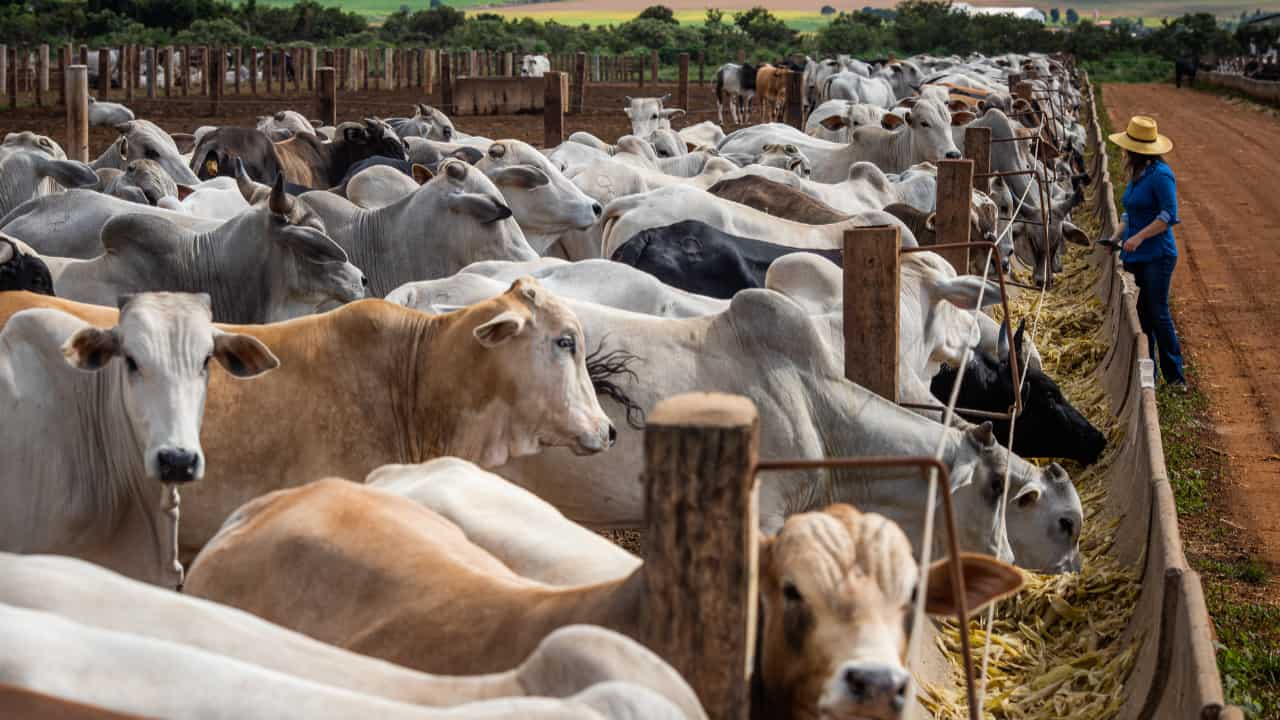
[{"x1": 0, "y1": 51, "x2": 1105, "y2": 719}]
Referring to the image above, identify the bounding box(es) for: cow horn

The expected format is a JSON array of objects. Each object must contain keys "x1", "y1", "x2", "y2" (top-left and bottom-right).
[
  {"x1": 114, "y1": 121, "x2": 136, "y2": 135},
  {"x1": 659, "y1": 93, "x2": 671, "y2": 104},
  {"x1": 233, "y1": 158, "x2": 258, "y2": 202},
  {"x1": 269, "y1": 173, "x2": 293, "y2": 216},
  {"x1": 274, "y1": 111, "x2": 286, "y2": 121}
]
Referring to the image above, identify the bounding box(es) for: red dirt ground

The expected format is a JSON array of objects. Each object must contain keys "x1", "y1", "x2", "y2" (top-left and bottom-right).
[{"x1": 1104, "y1": 82, "x2": 1280, "y2": 571}]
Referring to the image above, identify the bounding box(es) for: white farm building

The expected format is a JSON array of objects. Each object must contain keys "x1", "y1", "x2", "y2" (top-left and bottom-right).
[{"x1": 952, "y1": 3, "x2": 1048, "y2": 23}]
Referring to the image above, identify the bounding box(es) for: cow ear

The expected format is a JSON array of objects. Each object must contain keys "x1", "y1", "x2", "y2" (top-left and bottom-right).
[
  {"x1": 1013, "y1": 483, "x2": 1041, "y2": 509},
  {"x1": 343, "y1": 125, "x2": 369, "y2": 143},
  {"x1": 280, "y1": 226, "x2": 348, "y2": 264},
  {"x1": 473, "y1": 310, "x2": 526, "y2": 348},
  {"x1": 966, "y1": 421, "x2": 996, "y2": 449},
  {"x1": 411, "y1": 164, "x2": 433, "y2": 184},
  {"x1": 948, "y1": 99, "x2": 969, "y2": 113},
  {"x1": 117, "y1": 136, "x2": 129, "y2": 159},
  {"x1": 176, "y1": 184, "x2": 196, "y2": 200},
  {"x1": 819, "y1": 115, "x2": 849, "y2": 131},
  {"x1": 1061, "y1": 220, "x2": 1090, "y2": 246},
  {"x1": 36, "y1": 158, "x2": 98, "y2": 189},
  {"x1": 448, "y1": 193, "x2": 512, "y2": 223},
  {"x1": 212, "y1": 329, "x2": 279, "y2": 379},
  {"x1": 925, "y1": 213, "x2": 936, "y2": 232},
  {"x1": 951, "y1": 110, "x2": 976, "y2": 127},
  {"x1": 1013, "y1": 318, "x2": 1027, "y2": 360},
  {"x1": 489, "y1": 165, "x2": 549, "y2": 189},
  {"x1": 925, "y1": 553, "x2": 1024, "y2": 618},
  {"x1": 62, "y1": 326, "x2": 121, "y2": 372},
  {"x1": 933, "y1": 276, "x2": 1002, "y2": 309},
  {"x1": 881, "y1": 113, "x2": 905, "y2": 130}
]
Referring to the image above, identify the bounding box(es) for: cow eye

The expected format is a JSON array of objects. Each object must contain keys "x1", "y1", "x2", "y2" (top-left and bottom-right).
[
  {"x1": 125, "y1": 356, "x2": 139, "y2": 374},
  {"x1": 651, "y1": 114, "x2": 659, "y2": 119},
  {"x1": 782, "y1": 581, "x2": 803, "y2": 603},
  {"x1": 556, "y1": 335, "x2": 576, "y2": 353},
  {"x1": 145, "y1": 149, "x2": 159, "y2": 159},
  {"x1": 921, "y1": 121, "x2": 931, "y2": 128}
]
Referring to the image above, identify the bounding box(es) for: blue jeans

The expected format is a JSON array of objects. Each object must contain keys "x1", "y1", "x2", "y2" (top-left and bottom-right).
[{"x1": 1124, "y1": 255, "x2": 1186, "y2": 384}]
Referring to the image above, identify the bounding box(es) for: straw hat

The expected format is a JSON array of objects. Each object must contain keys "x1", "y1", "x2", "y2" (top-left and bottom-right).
[{"x1": 1109, "y1": 115, "x2": 1173, "y2": 155}]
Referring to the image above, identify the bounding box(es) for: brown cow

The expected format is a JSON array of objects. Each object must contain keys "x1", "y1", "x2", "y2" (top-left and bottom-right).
[
  {"x1": 185, "y1": 479, "x2": 1022, "y2": 719},
  {"x1": 0, "y1": 281, "x2": 616, "y2": 558},
  {"x1": 707, "y1": 175, "x2": 848, "y2": 224},
  {"x1": 755, "y1": 64, "x2": 790, "y2": 122},
  {"x1": 274, "y1": 118, "x2": 408, "y2": 189}
]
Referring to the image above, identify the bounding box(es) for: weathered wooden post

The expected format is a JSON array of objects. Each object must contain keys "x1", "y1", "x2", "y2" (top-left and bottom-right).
[
  {"x1": 97, "y1": 48, "x2": 109, "y2": 98},
  {"x1": 571, "y1": 51, "x2": 587, "y2": 115},
  {"x1": 165, "y1": 47, "x2": 174, "y2": 98},
  {"x1": 35, "y1": 45, "x2": 47, "y2": 106},
  {"x1": 640, "y1": 392, "x2": 759, "y2": 720},
  {"x1": 0, "y1": 46, "x2": 6, "y2": 107},
  {"x1": 293, "y1": 48, "x2": 303, "y2": 93},
  {"x1": 935, "y1": 159, "x2": 975, "y2": 275},
  {"x1": 58, "y1": 45, "x2": 69, "y2": 106},
  {"x1": 265, "y1": 47, "x2": 274, "y2": 94},
  {"x1": 209, "y1": 47, "x2": 222, "y2": 116},
  {"x1": 698, "y1": 50, "x2": 705, "y2": 84},
  {"x1": 362, "y1": 49, "x2": 371, "y2": 91},
  {"x1": 544, "y1": 71, "x2": 565, "y2": 148},
  {"x1": 145, "y1": 46, "x2": 155, "y2": 99},
  {"x1": 424, "y1": 49, "x2": 435, "y2": 94},
  {"x1": 66, "y1": 64, "x2": 89, "y2": 162},
  {"x1": 317, "y1": 66, "x2": 337, "y2": 128},
  {"x1": 232, "y1": 47, "x2": 242, "y2": 96},
  {"x1": 677, "y1": 53, "x2": 689, "y2": 112},
  {"x1": 785, "y1": 69, "x2": 804, "y2": 129},
  {"x1": 649, "y1": 49, "x2": 659, "y2": 83},
  {"x1": 381, "y1": 47, "x2": 393, "y2": 90},
  {"x1": 964, "y1": 126, "x2": 992, "y2": 196},
  {"x1": 181, "y1": 46, "x2": 191, "y2": 97},
  {"x1": 200, "y1": 45, "x2": 209, "y2": 96},
  {"x1": 637, "y1": 54, "x2": 644, "y2": 88},
  {"x1": 844, "y1": 227, "x2": 900, "y2": 400},
  {"x1": 249, "y1": 47, "x2": 258, "y2": 95},
  {"x1": 124, "y1": 45, "x2": 134, "y2": 101},
  {"x1": 308, "y1": 47, "x2": 318, "y2": 91},
  {"x1": 79, "y1": 45, "x2": 89, "y2": 66},
  {"x1": 5, "y1": 47, "x2": 14, "y2": 109},
  {"x1": 440, "y1": 53, "x2": 453, "y2": 114}
]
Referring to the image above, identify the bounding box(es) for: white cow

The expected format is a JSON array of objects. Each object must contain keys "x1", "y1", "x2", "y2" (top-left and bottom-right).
[
  {"x1": 718, "y1": 96, "x2": 962, "y2": 180},
  {"x1": 87, "y1": 97, "x2": 135, "y2": 127},
  {"x1": 823, "y1": 71, "x2": 896, "y2": 107},
  {"x1": 345, "y1": 164, "x2": 429, "y2": 209},
  {"x1": 598, "y1": 184, "x2": 917, "y2": 259},
  {"x1": 806, "y1": 100, "x2": 888, "y2": 142},
  {"x1": 623, "y1": 95, "x2": 683, "y2": 139},
  {"x1": 520, "y1": 54, "x2": 551, "y2": 77},
  {"x1": 0, "y1": 294, "x2": 278, "y2": 587},
  {"x1": 0, "y1": 603, "x2": 689, "y2": 719},
  {"x1": 0, "y1": 151, "x2": 98, "y2": 217},
  {"x1": 0, "y1": 553, "x2": 703, "y2": 717},
  {"x1": 257, "y1": 110, "x2": 316, "y2": 139},
  {"x1": 388, "y1": 264, "x2": 1083, "y2": 573},
  {"x1": 676, "y1": 121, "x2": 724, "y2": 149},
  {"x1": 369, "y1": 458, "x2": 641, "y2": 586},
  {"x1": 475, "y1": 140, "x2": 601, "y2": 254}
]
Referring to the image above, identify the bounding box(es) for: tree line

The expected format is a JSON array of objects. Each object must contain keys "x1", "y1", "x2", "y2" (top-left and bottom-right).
[{"x1": 0, "y1": 0, "x2": 1263, "y2": 67}]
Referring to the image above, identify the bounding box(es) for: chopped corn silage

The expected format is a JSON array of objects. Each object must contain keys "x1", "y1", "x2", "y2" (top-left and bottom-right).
[{"x1": 921, "y1": 196, "x2": 1141, "y2": 719}]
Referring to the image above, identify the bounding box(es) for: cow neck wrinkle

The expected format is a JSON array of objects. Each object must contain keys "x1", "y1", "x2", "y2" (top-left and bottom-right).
[
  {"x1": 348, "y1": 201, "x2": 396, "y2": 293},
  {"x1": 847, "y1": 124, "x2": 915, "y2": 171},
  {"x1": 185, "y1": 221, "x2": 265, "y2": 324},
  {"x1": 0, "y1": 154, "x2": 41, "y2": 216}
]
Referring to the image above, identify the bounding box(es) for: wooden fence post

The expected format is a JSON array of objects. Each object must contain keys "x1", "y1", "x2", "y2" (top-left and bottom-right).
[
  {"x1": 571, "y1": 51, "x2": 586, "y2": 114},
  {"x1": 6, "y1": 47, "x2": 14, "y2": 109},
  {"x1": 145, "y1": 46, "x2": 155, "y2": 99},
  {"x1": 640, "y1": 392, "x2": 759, "y2": 720},
  {"x1": 935, "y1": 159, "x2": 975, "y2": 275},
  {"x1": 165, "y1": 47, "x2": 174, "y2": 98},
  {"x1": 232, "y1": 47, "x2": 242, "y2": 96},
  {"x1": 384, "y1": 47, "x2": 394, "y2": 91},
  {"x1": 97, "y1": 48, "x2": 108, "y2": 98},
  {"x1": 249, "y1": 47, "x2": 258, "y2": 95},
  {"x1": 637, "y1": 54, "x2": 644, "y2": 88},
  {"x1": 650, "y1": 49, "x2": 659, "y2": 83},
  {"x1": 308, "y1": 47, "x2": 318, "y2": 92},
  {"x1": 785, "y1": 69, "x2": 804, "y2": 129},
  {"x1": 0, "y1": 46, "x2": 7, "y2": 104},
  {"x1": 181, "y1": 46, "x2": 190, "y2": 97},
  {"x1": 677, "y1": 53, "x2": 689, "y2": 111},
  {"x1": 58, "y1": 45, "x2": 69, "y2": 106},
  {"x1": 265, "y1": 47, "x2": 274, "y2": 94},
  {"x1": 200, "y1": 45, "x2": 209, "y2": 96},
  {"x1": 66, "y1": 64, "x2": 88, "y2": 162},
  {"x1": 35, "y1": 44, "x2": 47, "y2": 107},
  {"x1": 544, "y1": 71, "x2": 564, "y2": 148},
  {"x1": 440, "y1": 53, "x2": 453, "y2": 114},
  {"x1": 964, "y1": 126, "x2": 992, "y2": 196},
  {"x1": 844, "y1": 227, "x2": 900, "y2": 401},
  {"x1": 79, "y1": 45, "x2": 88, "y2": 66},
  {"x1": 209, "y1": 47, "x2": 222, "y2": 115},
  {"x1": 424, "y1": 49, "x2": 434, "y2": 94},
  {"x1": 293, "y1": 48, "x2": 303, "y2": 93},
  {"x1": 317, "y1": 66, "x2": 337, "y2": 128},
  {"x1": 698, "y1": 50, "x2": 705, "y2": 84},
  {"x1": 124, "y1": 45, "x2": 133, "y2": 101}
]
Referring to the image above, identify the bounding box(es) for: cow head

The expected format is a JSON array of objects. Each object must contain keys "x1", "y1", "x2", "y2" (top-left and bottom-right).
[
  {"x1": 446, "y1": 277, "x2": 616, "y2": 465},
  {"x1": 896, "y1": 98, "x2": 963, "y2": 165},
  {"x1": 0, "y1": 234, "x2": 53, "y2": 296},
  {"x1": 624, "y1": 95, "x2": 684, "y2": 139},
  {"x1": 122, "y1": 159, "x2": 179, "y2": 206},
  {"x1": 114, "y1": 119, "x2": 200, "y2": 185},
  {"x1": 757, "y1": 143, "x2": 812, "y2": 178},
  {"x1": 758, "y1": 504, "x2": 1023, "y2": 719},
  {"x1": 61, "y1": 293, "x2": 278, "y2": 484},
  {"x1": 477, "y1": 140, "x2": 601, "y2": 245},
  {"x1": 949, "y1": 421, "x2": 1084, "y2": 573},
  {"x1": 413, "y1": 103, "x2": 455, "y2": 142},
  {"x1": 256, "y1": 110, "x2": 316, "y2": 139},
  {"x1": 1, "y1": 130, "x2": 65, "y2": 161},
  {"x1": 339, "y1": 118, "x2": 409, "y2": 163},
  {"x1": 998, "y1": 320, "x2": 1106, "y2": 466}
]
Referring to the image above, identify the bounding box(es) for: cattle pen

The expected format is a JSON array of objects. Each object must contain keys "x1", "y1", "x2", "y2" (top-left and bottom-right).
[{"x1": 0, "y1": 50, "x2": 1246, "y2": 720}]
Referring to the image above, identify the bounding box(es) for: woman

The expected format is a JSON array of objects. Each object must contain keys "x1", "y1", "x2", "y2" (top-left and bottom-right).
[{"x1": 1108, "y1": 115, "x2": 1186, "y2": 389}]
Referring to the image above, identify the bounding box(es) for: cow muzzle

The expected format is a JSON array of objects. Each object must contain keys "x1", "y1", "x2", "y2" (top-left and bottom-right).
[
  {"x1": 572, "y1": 423, "x2": 617, "y2": 456},
  {"x1": 154, "y1": 447, "x2": 203, "y2": 484},
  {"x1": 820, "y1": 662, "x2": 910, "y2": 720}
]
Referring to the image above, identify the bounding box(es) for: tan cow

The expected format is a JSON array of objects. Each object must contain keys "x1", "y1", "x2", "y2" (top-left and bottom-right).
[
  {"x1": 0, "y1": 280, "x2": 615, "y2": 557},
  {"x1": 185, "y1": 478, "x2": 1023, "y2": 719},
  {"x1": 755, "y1": 64, "x2": 790, "y2": 122}
]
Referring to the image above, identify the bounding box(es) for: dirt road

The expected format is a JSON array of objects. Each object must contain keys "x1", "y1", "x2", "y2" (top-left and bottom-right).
[{"x1": 1104, "y1": 83, "x2": 1280, "y2": 568}]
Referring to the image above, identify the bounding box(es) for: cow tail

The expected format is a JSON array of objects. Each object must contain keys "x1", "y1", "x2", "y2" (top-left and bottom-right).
[{"x1": 714, "y1": 68, "x2": 725, "y2": 105}]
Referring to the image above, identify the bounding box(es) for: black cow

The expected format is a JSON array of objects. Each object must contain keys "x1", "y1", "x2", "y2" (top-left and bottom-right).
[
  {"x1": 930, "y1": 320, "x2": 1106, "y2": 466},
  {"x1": 610, "y1": 219, "x2": 841, "y2": 299},
  {"x1": 1175, "y1": 53, "x2": 1199, "y2": 88},
  {"x1": 189, "y1": 127, "x2": 282, "y2": 184},
  {"x1": 332, "y1": 146, "x2": 485, "y2": 196},
  {"x1": 0, "y1": 235, "x2": 53, "y2": 296}
]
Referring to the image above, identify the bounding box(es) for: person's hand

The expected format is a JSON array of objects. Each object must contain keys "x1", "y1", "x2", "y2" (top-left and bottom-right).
[{"x1": 1123, "y1": 236, "x2": 1142, "y2": 253}]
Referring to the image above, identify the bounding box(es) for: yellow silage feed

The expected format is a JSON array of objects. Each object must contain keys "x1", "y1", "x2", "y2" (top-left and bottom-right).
[{"x1": 922, "y1": 209, "x2": 1141, "y2": 719}]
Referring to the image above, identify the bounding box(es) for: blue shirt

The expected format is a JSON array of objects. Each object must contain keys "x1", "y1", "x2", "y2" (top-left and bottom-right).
[{"x1": 1119, "y1": 159, "x2": 1179, "y2": 263}]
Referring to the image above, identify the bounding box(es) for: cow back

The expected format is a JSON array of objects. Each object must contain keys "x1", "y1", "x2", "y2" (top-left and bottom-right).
[{"x1": 707, "y1": 176, "x2": 848, "y2": 225}]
